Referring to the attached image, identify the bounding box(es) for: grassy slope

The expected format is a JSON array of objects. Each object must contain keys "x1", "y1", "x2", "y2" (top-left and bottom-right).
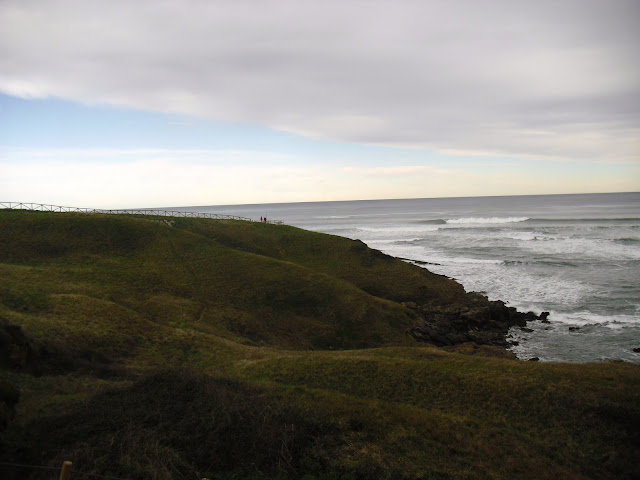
[
  {"x1": 177, "y1": 217, "x2": 468, "y2": 305},
  {"x1": 0, "y1": 210, "x2": 638, "y2": 480},
  {"x1": 0, "y1": 211, "x2": 420, "y2": 351}
]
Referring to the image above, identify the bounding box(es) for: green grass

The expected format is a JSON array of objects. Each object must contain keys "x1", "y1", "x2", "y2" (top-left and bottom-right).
[
  {"x1": 176, "y1": 217, "x2": 468, "y2": 306},
  {"x1": 1, "y1": 210, "x2": 639, "y2": 479}
]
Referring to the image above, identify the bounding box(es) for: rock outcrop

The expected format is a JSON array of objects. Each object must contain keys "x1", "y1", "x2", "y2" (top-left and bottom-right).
[{"x1": 403, "y1": 294, "x2": 548, "y2": 348}]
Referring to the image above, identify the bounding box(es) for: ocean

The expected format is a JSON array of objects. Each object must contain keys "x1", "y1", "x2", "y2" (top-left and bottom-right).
[{"x1": 167, "y1": 192, "x2": 640, "y2": 363}]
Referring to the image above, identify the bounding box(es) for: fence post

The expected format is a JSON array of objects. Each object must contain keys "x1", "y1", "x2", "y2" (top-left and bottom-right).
[{"x1": 59, "y1": 461, "x2": 72, "y2": 480}]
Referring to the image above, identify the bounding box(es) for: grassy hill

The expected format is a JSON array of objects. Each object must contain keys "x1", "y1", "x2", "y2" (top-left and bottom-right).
[{"x1": 1, "y1": 210, "x2": 638, "y2": 479}]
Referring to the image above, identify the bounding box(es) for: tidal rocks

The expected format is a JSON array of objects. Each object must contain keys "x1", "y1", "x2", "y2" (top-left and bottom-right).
[{"x1": 404, "y1": 297, "x2": 548, "y2": 348}]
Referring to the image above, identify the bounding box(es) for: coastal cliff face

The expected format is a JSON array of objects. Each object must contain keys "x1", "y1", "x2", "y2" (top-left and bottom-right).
[{"x1": 1, "y1": 210, "x2": 638, "y2": 480}]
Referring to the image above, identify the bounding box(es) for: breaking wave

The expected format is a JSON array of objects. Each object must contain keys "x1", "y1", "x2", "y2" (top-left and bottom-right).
[{"x1": 445, "y1": 216, "x2": 530, "y2": 224}]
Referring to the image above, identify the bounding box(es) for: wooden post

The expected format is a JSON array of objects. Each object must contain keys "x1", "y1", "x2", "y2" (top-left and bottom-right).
[{"x1": 59, "y1": 461, "x2": 72, "y2": 480}]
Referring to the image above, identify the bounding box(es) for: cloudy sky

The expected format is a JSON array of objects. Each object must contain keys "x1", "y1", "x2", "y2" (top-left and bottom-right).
[{"x1": 1, "y1": 0, "x2": 639, "y2": 208}]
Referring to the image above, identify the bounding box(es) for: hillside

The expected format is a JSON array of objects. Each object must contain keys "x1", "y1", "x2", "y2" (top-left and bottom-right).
[{"x1": 1, "y1": 210, "x2": 639, "y2": 480}]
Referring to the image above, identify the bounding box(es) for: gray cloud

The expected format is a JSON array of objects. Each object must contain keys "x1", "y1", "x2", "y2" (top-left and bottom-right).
[{"x1": 1, "y1": 0, "x2": 639, "y2": 161}]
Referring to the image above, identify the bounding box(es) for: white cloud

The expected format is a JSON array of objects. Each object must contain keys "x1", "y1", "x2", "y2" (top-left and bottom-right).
[
  {"x1": 3, "y1": 148, "x2": 637, "y2": 209},
  {"x1": 1, "y1": 0, "x2": 638, "y2": 163}
]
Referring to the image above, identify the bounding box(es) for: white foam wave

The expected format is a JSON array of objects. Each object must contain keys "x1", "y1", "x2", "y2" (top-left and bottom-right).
[
  {"x1": 518, "y1": 235, "x2": 640, "y2": 260},
  {"x1": 357, "y1": 225, "x2": 441, "y2": 234},
  {"x1": 421, "y1": 257, "x2": 592, "y2": 307},
  {"x1": 393, "y1": 238, "x2": 425, "y2": 243},
  {"x1": 503, "y1": 231, "x2": 540, "y2": 241},
  {"x1": 548, "y1": 311, "x2": 640, "y2": 329},
  {"x1": 367, "y1": 241, "x2": 504, "y2": 266},
  {"x1": 433, "y1": 257, "x2": 503, "y2": 265},
  {"x1": 446, "y1": 216, "x2": 529, "y2": 225}
]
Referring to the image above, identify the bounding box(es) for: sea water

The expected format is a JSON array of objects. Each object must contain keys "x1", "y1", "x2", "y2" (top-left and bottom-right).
[{"x1": 166, "y1": 193, "x2": 640, "y2": 363}]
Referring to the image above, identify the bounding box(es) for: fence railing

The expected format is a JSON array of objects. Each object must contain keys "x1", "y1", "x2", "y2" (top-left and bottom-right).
[{"x1": 0, "y1": 202, "x2": 283, "y2": 224}]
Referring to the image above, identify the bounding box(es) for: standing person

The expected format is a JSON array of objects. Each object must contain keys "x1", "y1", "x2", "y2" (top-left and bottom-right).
[
  {"x1": 264, "y1": 215, "x2": 267, "y2": 223},
  {"x1": 260, "y1": 216, "x2": 263, "y2": 222}
]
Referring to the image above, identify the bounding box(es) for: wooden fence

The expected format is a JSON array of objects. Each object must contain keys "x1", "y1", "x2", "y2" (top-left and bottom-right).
[{"x1": 0, "y1": 202, "x2": 284, "y2": 224}]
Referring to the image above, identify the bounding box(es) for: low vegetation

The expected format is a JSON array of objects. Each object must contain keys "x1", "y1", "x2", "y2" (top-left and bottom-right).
[{"x1": 0, "y1": 210, "x2": 638, "y2": 479}]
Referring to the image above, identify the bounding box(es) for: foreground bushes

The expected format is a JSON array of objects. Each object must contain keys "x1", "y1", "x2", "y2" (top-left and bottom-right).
[{"x1": 3, "y1": 370, "x2": 345, "y2": 480}]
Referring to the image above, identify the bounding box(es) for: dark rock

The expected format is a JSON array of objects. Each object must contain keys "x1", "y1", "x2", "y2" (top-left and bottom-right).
[
  {"x1": 405, "y1": 294, "x2": 550, "y2": 350},
  {"x1": 488, "y1": 301, "x2": 510, "y2": 322},
  {"x1": 0, "y1": 317, "x2": 120, "y2": 378},
  {"x1": 430, "y1": 332, "x2": 452, "y2": 346},
  {"x1": 569, "y1": 326, "x2": 580, "y2": 332},
  {"x1": 520, "y1": 327, "x2": 534, "y2": 333},
  {"x1": 632, "y1": 347, "x2": 640, "y2": 353},
  {"x1": 528, "y1": 357, "x2": 540, "y2": 362},
  {"x1": 445, "y1": 333, "x2": 469, "y2": 344},
  {"x1": 540, "y1": 311, "x2": 550, "y2": 321}
]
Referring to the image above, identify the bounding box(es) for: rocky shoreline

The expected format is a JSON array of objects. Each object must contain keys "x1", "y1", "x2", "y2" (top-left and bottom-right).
[{"x1": 402, "y1": 293, "x2": 549, "y2": 351}]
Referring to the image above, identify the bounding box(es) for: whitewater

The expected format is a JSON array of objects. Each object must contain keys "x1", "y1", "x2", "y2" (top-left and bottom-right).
[{"x1": 166, "y1": 192, "x2": 640, "y2": 363}]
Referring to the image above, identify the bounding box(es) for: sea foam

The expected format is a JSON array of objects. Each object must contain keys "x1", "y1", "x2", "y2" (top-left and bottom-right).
[{"x1": 445, "y1": 216, "x2": 529, "y2": 224}]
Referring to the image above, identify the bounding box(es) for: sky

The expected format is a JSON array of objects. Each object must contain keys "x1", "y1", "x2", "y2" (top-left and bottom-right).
[{"x1": 1, "y1": 0, "x2": 639, "y2": 209}]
